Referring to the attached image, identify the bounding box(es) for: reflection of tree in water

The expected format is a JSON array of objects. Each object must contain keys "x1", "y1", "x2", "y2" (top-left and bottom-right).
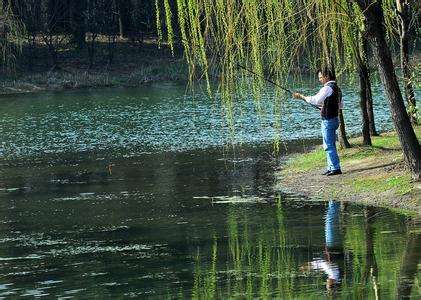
[
  {"x1": 188, "y1": 198, "x2": 420, "y2": 299},
  {"x1": 342, "y1": 204, "x2": 420, "y2": 299},
  {"x1": 396, "y1": 218, "x2": 421, "y2": 299},
  {"x1": 363, "y1": 207, "x2": 379, "y2": 298}
]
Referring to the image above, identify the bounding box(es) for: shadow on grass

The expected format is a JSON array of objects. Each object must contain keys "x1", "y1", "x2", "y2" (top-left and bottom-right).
[
  {"x1": 345, "y1": 161, "x2": 400, "y2": 174},
  {"x1": 371, "y1": 145, "x2": 401, "y2": 151}
]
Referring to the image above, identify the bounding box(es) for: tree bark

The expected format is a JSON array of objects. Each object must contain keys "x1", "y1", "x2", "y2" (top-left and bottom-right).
[
  {"x1": 361, "y1": 35, "x2": 378, "y2": 136},
  {"x1": 354, "y1": 0, "x2": 421, "y2": 181},
  {"x1": 329, "y1": 61, "x2": 351, "y2": 149},
  {"x1": 338, "y1": 110, "x2": 351, "y2": 149},
  {"x1": 396, "y1": 0, "x2": 417, "y2": 125},
  {"x1": 358, "y1": 63, "x2": 372, "y2": 146},
  {"x1": 71, "y1": 0, "x2": 87, "y2": 49},
  {"x1": 116, "y1": 0, "x2": 133, "y2": 38}
]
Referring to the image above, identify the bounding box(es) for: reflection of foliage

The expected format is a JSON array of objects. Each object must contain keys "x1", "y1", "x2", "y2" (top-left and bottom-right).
[
  {"x1": 188, "y1": 202, "x2": 418, "y2": 298},
  {"x1": 191, "y1": 199, "x2": 299, "y2": 298},
  {"x1": 342, "y1": 206, "x2": 411, "y2": 299},
  {"x1": 191, "y1": 235, "x2": 218, "y2": 300}
]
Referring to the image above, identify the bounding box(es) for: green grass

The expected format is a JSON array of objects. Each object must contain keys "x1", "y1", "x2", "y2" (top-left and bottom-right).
[
  {"x1": 286, "y1": 125, "x2": 421, "y2": 173},
  {"x1": 345, "y1": 173, "x2": 412, "y2": 196},
  {"x1": 286, "y1": 148, "x2": 326, "y2": 172}
]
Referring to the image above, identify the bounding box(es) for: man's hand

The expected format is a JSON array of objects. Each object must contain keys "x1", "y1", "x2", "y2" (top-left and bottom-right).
[{"x1": 293, "y1": 92, "x2": 305, "y2": 100}]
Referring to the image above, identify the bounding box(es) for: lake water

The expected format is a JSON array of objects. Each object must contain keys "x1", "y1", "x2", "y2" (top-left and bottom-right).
[
  {"x1": 0, "y1": 80, "x2": 404, "y2": 160},
  {"x1": 0, "y1": 82, "x2": 419, "y2": 298}
]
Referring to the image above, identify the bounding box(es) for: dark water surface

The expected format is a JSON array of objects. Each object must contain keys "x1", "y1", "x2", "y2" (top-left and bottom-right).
[
  {"x1": 0, "y1": 83, "x2": 420, "y2": 298},
  {"x1": 0, "y1": 145, "x2": 419, "y2": 298}
]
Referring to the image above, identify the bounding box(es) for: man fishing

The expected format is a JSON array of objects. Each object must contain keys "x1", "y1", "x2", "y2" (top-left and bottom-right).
[{"x1": 293, "y1": 68, "x2": 342, "y2": 176}]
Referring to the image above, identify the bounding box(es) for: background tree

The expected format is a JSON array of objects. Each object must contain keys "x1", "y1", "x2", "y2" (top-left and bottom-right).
[
  {"x1": 361, "y1": 35, "x2": 378, "y2": 136},
  {"x1": 116, "y1": 0, "x2": 133, "y2": 38},
  {"x1": 70, "y1": 0, "x2": 87, "y2": 49},
  {"x1": 85, "y1": 0, "x2": 120, "y2": 69},
  {"x1": 395, "y1": 0, "x2": 419, "y2": 124},
  {"x1": 0, "y1": 0, "x2": 164, "y2": 74},
  {"x1": 38, "y1": 0, "x2": 70, "y2": 69},
  {"x1": 131, "y1": 0, "x2": 155, "y2": 46},
  {"x1": 14, "y1": 0, "x2": 41, "y2": 71},
  {"x1": 103, "y1": 1, "x2": 119, "y2": 67},
  {"x1": 354, "y1": 0, "x2": 421, "y2": 181},
  {"x1": 0, "y1": 0, "x2": 25, "y2": 73},
  {"x1": 383, "y1": 0, "x2": 420, "y2": 125}
]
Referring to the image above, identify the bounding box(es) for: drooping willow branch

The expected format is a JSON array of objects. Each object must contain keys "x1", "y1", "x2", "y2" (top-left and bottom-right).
[{"x1": 0, "y1": 0, "x2": 26, "y2": 73}]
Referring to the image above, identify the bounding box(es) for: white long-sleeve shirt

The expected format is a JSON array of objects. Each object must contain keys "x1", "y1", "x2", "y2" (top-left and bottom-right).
[
  {"x1": 310, "y1": 259, "x2": 340, "y2": 281},
  {"x1": 304, "y1": 81, "x2": 344, "y2": 109}
]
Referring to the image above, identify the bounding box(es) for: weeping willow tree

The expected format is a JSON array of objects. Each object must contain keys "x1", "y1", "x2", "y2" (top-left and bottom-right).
[
  {"x1": 157, "y1": 0, "x2": 369, "y2": 143},
  {"x1": 0, "y1": 0, "x2": 25, "y2": 73},
  {"x1": 157, "y1": 0, "x2": 306, "y2": 149},
  {"x1": 158, "y1": 0, "x2": 421, "y2": 180}
]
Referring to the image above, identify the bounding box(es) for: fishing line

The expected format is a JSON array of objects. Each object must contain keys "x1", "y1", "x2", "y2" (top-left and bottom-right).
[
  {"x1": 213, "y1": 53, "x2": 321, "y2": 110},
  {"x1": 234, "y1": 61, "x2": 321, "y2": 111}
]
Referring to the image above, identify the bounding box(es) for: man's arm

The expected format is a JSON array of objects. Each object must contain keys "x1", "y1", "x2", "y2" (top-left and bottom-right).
[
  {"x1": 293, "y1": 86, "x2": 333, "y2": 107},
  {"x1": 305, "y1": 86, "x2": 332, "y2": 106}
]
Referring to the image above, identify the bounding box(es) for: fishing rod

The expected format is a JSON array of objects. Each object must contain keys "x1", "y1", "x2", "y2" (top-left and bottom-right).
[
  {"x1": 235, "y1": 63, "x2": 293, "y2": 94},
  {"x1": 235, "y1": 62, "x2": 321, "y2": 111}
]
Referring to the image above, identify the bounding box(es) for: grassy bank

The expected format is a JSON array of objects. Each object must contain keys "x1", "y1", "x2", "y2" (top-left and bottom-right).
[
  {"x1": 0, "y1": 40, "x2": 188, "y2": 95},
  {"x1": 278, "y1": 125, "x2": 421, "y2": 214}
]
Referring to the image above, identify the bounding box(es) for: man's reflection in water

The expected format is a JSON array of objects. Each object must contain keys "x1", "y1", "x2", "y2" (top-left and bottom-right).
[{"x1": 302, "y1": 200, "x2": 343, "y2": 292}]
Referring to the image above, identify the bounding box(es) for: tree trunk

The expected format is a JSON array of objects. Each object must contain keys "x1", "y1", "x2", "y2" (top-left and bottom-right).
[
  {"x1": 361, "y1": 35, "x2": 378, "y2": 136},
  {"x1": 397, "y1": 0, "x2": 417, "y2": 125},
  {"x1": 358, "y1": 63, "x2": 372, "y2": 146},
  {"x1": 116, "y1": 0, "x2": 133, "y2": 38},
  {"x1": 355, "y1": 0, "x2": 421, "y2": 181},
  {"x1": 338, "y1": 110, "x2": 351, "y2": 149},
  {"x1": 366, "y1": 79, "x2": 378, "y2": 136},
  {"x1": 87, "y1": 36, "x2": 96, "y2": 69},
  {"x1": 71, "y1": 0, "x2": 87, "y2": 49},
  {"x1": 45, "y1": 35, "x2": 59, "y2": 69},
  {"x1": 329, "y1": 61, "x2": 351, "y2": 149},
  {"x1": 107, "y1": 35, "x2": 117, "y2": 66},
  {"x1": 47, "y1": 0, "x2": 66, "y2": 32}
]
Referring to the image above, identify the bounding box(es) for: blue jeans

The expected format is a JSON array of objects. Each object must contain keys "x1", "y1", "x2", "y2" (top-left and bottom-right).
[
  {"x1": 321, "y1": 117, "x2": 341, "y2": 171},
  {"x1": 325, "y1": 200, "x2": 341, "y2": 248}
]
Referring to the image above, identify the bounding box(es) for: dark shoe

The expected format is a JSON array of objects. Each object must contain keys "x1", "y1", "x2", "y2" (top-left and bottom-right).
[
  {"x1": 327, "y1": 169, "x2": 342, "y2": 176},
  {"x1": 321, "y1": 169, "x2": 331, "y2": 175}
]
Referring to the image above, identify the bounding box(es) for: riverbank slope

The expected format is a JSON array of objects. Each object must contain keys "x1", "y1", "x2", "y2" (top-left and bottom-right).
[{"x1": 277, "y1": 126, "x2": 421, "y2": 214}]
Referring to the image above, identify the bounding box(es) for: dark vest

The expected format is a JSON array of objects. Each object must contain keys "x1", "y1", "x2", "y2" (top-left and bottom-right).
[{"x1": 321, "y1": 82, "x2": 340, "y2": 120}]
